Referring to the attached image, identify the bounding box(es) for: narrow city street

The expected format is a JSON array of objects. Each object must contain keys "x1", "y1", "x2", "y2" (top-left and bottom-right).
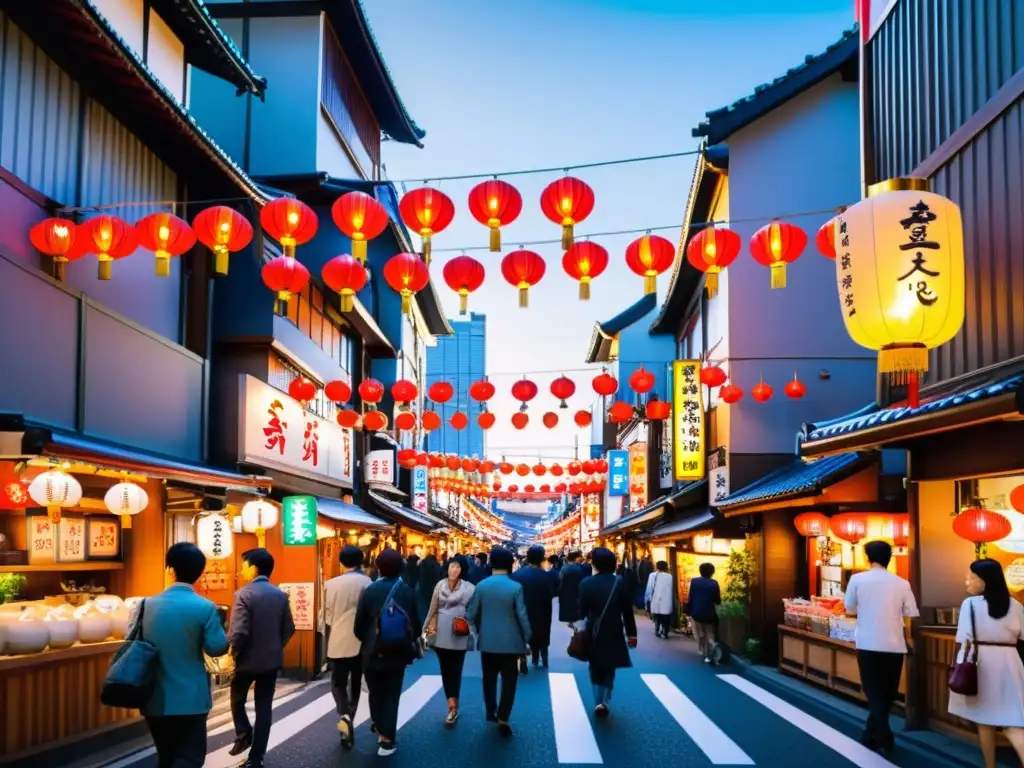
[{"x1": 102, "y1": 614, "x2": 949, "y2": 768}]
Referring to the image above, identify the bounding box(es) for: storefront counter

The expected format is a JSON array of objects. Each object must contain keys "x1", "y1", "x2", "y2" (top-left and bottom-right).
[{"x1": 778, "y1": 625, "x2": 907, "y2": 705}]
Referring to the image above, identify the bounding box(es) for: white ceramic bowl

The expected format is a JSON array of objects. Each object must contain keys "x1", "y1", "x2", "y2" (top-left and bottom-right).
[
  {"x1": 110, "y1": 609, "x2": 130, "y2": 640},
  {"x1": 93, "y1": 595, "x2": 123, "y2": 614},
  {"x1": 6, "y1": 621, "x2": 49, "y2": 654},
  {"x1": 77, "y1": 614, "x2": 113, "y2": 643},
  {"x1": 45, "y1": 618, "x2": 79, "y2": 649}
]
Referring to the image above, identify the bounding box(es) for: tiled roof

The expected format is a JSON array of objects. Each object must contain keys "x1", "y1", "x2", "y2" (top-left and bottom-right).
[
  {"x1": 586, "y1": 293, "x2": 658, "y2": 363},
  {"x1": 693, "y1": 29, "x2": 857, "y2": 145},
  {"x1": 602, "y1": 479, "x2": 706, "y2": 535},
  {"x1": 715, "y1": 453, "x2": 866, "y2": 509}
]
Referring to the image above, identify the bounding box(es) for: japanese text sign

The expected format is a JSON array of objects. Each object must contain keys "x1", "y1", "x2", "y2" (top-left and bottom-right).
[
  {"x1": 628, "y1": 443, "x2": 648, "y2": 512},
  {"x1": 365, "y1": 450, "x2": 395, "y2": 485},
  {"x1": 282, "y1": 495, "x2": 317, "y2": 546},
  {"x1": 57, "y1": 516, "x2": 86, "y2": 563},
  {"x1": 708, "y1": 448, "x2": 730, "y2": 505},
  {"x1": 88, "y1": 517, "x2": 120, "y2": 558},
  {"x1": 412, "y1": 466, "x2": 429, "y2": 514},
  {"x1": 673, "y1": 361, "x2": 706, "y2": 481},
  {"x1": 27, "y1": 514, "x2": 55, "y2": 564},
  {"x1": 607, "y1": 450, "x2": 629, "y2": 497},
  {"x1": 280, "y1": 582, "x2": 315, "y2": 630}
]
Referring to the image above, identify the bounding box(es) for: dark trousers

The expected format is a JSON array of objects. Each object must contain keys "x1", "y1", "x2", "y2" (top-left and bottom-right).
[
  {"x1": 435, "y1": 648, "x2": 467, "y2": 699},
  {"x1": 481, "y1": 652, "x2": 520, "y2": 722},
  {"x1": 531, "y1": 644, "x2": 549, "y2": 666},
  {"x1": 365, "y1": 667, "x2": 405, "y2": 743},
  {"x1": 653, "y1": 614, "x2": 672, "y2": 635},
  {"x1": 856, "y1": 650, "x2": 904, "y2": 747},
  {"x1": 145, "y1": 714, "x2": 208, "y2": 768},
  {"x1": 330, "y1": 655, "x2": 363, "y2": 718},
  {"x1": 231, "y1": 670, "x2": 277, "y2": 762}
]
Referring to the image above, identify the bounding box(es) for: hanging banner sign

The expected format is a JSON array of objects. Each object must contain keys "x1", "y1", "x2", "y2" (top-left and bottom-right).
[
  {"x1": 282, "y1": 495, "x2": 317, "y2": 546},
  {"x1": 659, "y1": 420, "x2": 673, "y2": 489},
  {"x1": 365, "y1": 450, "x2": 395, "y2": 485},
  {"x1": 628, "y1": 443, "x2": 648, "y2": 513},
  {"x1": 280, "y1": 583, "x2": 315, "y2": 630},
  {"x1": 412, "y1": 466, "x2": 429, "y2": 513},
  {"x1": 608, "y1": 449, "x2": 629, "y2": 497},
  {"x1": 708, "y1": 447, "x2": 730, "y2": 506},
  {"x1": 673, "y1": 360, "x2": 705, "y2": 480}
]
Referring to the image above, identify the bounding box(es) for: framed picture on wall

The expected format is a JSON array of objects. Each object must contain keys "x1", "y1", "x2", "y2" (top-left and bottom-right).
[
  {"x1": 56, "y1": 515, "x2": 87, "y2": 563},
  {"x1": 87, "y1": 516, "x2": 121, "y2": 560},
  {"x1": 26, "y1": 511, "x2": 55, "y2": 565}
]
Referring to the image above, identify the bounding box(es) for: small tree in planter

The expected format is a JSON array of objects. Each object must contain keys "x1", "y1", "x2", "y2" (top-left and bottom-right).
[{"x1": 718, "y1": 547, "x2": 755, "y2": 656}]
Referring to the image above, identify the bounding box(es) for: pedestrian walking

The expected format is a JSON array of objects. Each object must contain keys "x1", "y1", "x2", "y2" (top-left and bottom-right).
[
  {"x1": 512, "y1": 544, "x2": 556, "y2": 669},
  {"x1": 684, "y1": 563, "x2": 721, "y2": 661},
  {"x1": 417, "y1": 549, "x2": 441, "y2": 629},
  {"x1": 354, "y1": 548, "x2": 421, "y2": 757},
  {"x1": 645, "y1": 560, "x2": 675, "y2": 639},
  {"x1": 323, "y1": 544, "x2": 372, "y2": 750},
  {"x1": 466, "y1": 546, "x2": 531, "y2": 737},
  {"x1": 558, "y1": 550, "x2": 587, "y2": 625},
  {"x1": 227, "y1": 548, "x2": 295, "y2": 767},
  {"x1": 132, "y1": 542, "x2": 230, "y2": 766},
  {"x1": 844, "y1": 540, "x2": 919, "y2": 756},
  {"x1": 468, "y1": 551, "x2": 491, "y2": 584},
  {"x1": 547, "y1": 554, "x2": 562, "y2": 580},
  {"x1": 578, "y1": 547, "x2": 637, "y2": 718},
  {"x1": 423, "y1": 554, "x2": 476, "y2": 726},
  {"x1": 403, "y1": 553, "x2": 420, "y2": 590}
]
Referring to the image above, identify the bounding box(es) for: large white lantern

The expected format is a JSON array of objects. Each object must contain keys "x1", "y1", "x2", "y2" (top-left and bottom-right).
[
  {"x1": 104, "y1": 482, "x2": 149, "y2": 529},
  {"x1": 834, "y1": 178, "x2": 965, "y2": 394},
  {"x1": 240, "y1": 499, "x2": 279, "y2": 547},
  {"x1": 196, "y1": 513, "x2": 233, "y2": 561},
  {"x1": 28, "y1": 470, "x2": 83, "y2": 522}
]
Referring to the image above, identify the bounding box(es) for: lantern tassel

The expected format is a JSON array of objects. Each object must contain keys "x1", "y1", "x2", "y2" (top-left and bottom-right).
[
  {"x1": 156, "y1": 254, "x2": 170, "y2": 278},
  {"x1": 562, "y1": 224, "x2": 574, "y2": 250},
  {"x1": 459, "y1": 293, "x2": 468, "y2": 315},
  {"x1": 53, "y1": 258, "x2": 67, "y2": 282},
  {"x1": 490, "y1": 227, "x2": 501, "y2": 253},
  {"x1": 705, "y1": 271, "x2": 719, "y2": 298},
  {"x1": 643, "y1": 275, "x2": 656, "y2": 295},
  {"x1": 274, "y1": 296, "x2": 284, "y2": 315},
  {"x1": 121, "y1": 514, "x2": 132, "y2": 529},
  {"x1": 340, "y1": 293, "x2": 354, "y2": 313},
  {"x1": 878, "y1": 344, "x2": 929, "y2": 383},
  {"x1": 579, "y1": 281, "x2": 590, "y2": 300},
  {"x1": 214, "y1": 247, "x2": 230, "y2": 275},
  {"x1": 770, "y1": 263, "x2": 787, "y2": 290},
  {"x1": 98, "y1": 259, "x2": 112, "y2": 281},
  {"x1": 353, "y1": 239, "x2": 367, "y2": 264},
  {"x1": 48, "y1": 506, "x2": 61, "y2": 523},
  {"x1": 422, "y1": 236, "x2": 432, "y2": 266},
  {"x1": 518, "y1": 287, "x2": 529, "y2": 308},
  {"x1": 401, "y1": 293, "x2": 412, "y2": 314},
  {"x1": 256, "y1": 527, "x2": 266, "y2": 548}
]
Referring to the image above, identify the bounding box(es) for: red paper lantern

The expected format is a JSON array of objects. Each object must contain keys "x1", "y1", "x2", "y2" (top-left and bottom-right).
[
  {"x1": 192, "y1": 205, "x2": 253, "y2": 275},
  {"x1": 446, "y1": 455, "x2": 462, "y2": 471},
  {"x1": 550, "y1": 376, "x2": 576, "y2": 408},
  {"x1": 700, "y1": 365, "x2": 728, "y2": 388},
  {"x1": 608, "y1": 401, "x2": 634, "y2": 423},
  {"x1": 479, "y1": 460, "x2": 495, "y2": 473},
  {"x1": 524, "y1": 484, "x2": 536, "y2": 494},
  {"x1": 399, "y1": 186, "x2": 454, "y2": 264},
  {"x1": 508, "y1": 484, "x2": 519, "y2": 493},
  {"x1": 752, "y1": 381, "x2": 774, "y2": 403},
  {"x1": 383, "y1": 252, "x2": 430, "y2": 314},
  {"x1": 331, "y1": 191, "x2": 389, "y2": 264},
  {"x1": 29, "y1": 217, "x2": 86, "y2": 281},
  {"x1": 262, "y1": 255, "x2": 310, "y2": 313},
  {"x1": 540, "y1": 484, "x2": 551, "y2": 493},
  {"x1": 288, "y1": 377, "x2": 317, "y2": 405},
  {"x1": 337, "y1": 409, "x2": 360, "y2": 428},
  {"x1": 595, "y1": 458, "x2": 608, "y2": 473},
  {"x1": 625, "y1": 234, "x2": 674, "y2": 295},
  {"x1": 469, "y1": 379, "x2": 496, "y2": 403},
  {"x1": 493, "y1": 481, "x2": 503, "y2": 492},
  {"x1": 451, "y1": 412, "x2": 469, "y2": 430},
  {"x1": 574, "y1": 410, "x2": 592, "y2": 428},
  {"x1": 815, "y1": 218, "x2": 836, "y2": 260},
  {"x1": 511, "y1": 412, "x2": 529, "y2": 430},
  {"x1": 569, "y1": 482, "x2": 583, "y2": 495},
  {"x1": 397, "y1": 449, "x2": 418, "y2": 468},
  {"x1": 428, "y1": 381, "x2": 454, "y2": 404},
  {"x1": 629, "y1": 367, "x2": 656, "y2": 395},
  {"x1": 467, "y1": 179, "x2": 522, "y2": 252},
  {"x1": 542, "y1": 412, "x2": 559, "y2": 429},
  {"x1": 581, "y1": 460, "x2": 596, "y2": 474},
  {"x1": 391, "y1": 379, "x2": 418, "y2": 404},
  {"x1": 567, "y1": 461, "x2": 582, "y2": 476},
  {"x1": 516, "y1": 464, "x2": 530, "y2": 477},
  {"x1": 592, "y1": 372, "x2": 619, "y2": 397},
  {"x1": 443, "y1": 255, "x2": 486, "y2": 315},
  {"x1": 749, "y1": 221, "x2": 807, "y2": 290},
  {"x1": 501, "y1": 249, "x2": 546, "y2": 308},
  {"x1": 534, "y1": 463, "x2": 547, "y2": 476},
  {"x1": 395, "y1": 412, "x2": 417, "y2": 432},
  {"x1": 646, "y1": 400, "x2": 671, "y2": 421},
  {"x1": 562, "y1": 242, "x2": 609, "y2": 300},
  {"x1": 81, "y1": 215, "x2": 137, "y2": 280},
  {"x1": 1011, "y1": 486, "x2": 1024, "y2": 514},
  {"x1": 784, "y1": 374, "x2": 807, "y2": 400},
  {"x1": 550, "y1": 464, "x2": 564, "y2": 477},
  {"x1": 793, "y1": 512, "x2": 829, "y2": 537},
  {"x1": 322, "y1": 254, "x2": 367, "y2": 312},
  {"x1": 416, "y1": 452, "x2": 429, "y2": 467},
  {"x1": 511, "y1": 378, "x2": 539, "y2": 410},
  {"x1": 555, "y1": 483, "x2": 568, "y2": 494},
  {"x1": 260, "y1": 198, "x2": 318, "y2": 258},
  {"x1": 478, "y1": 412, "x2": 496, "y2": 430},
  {"x1": 324, "y1": 380, "x2": 351, "y2": 404},
  {"x1": 954, "y1": 507, "x2": 1012, "y2": 555},
  {"x1": 540, "y1": 176, "x2": 595, "y2": 249},
  {"x1": 428, "y1": 453, "x2": 444, "y2": 469},
  {"x1": 421, "y1": 411, "x2": 442, "y2": 431},
  {"x1": 362, "y1": 411, "x2": 388, "y2": 432},
  {"x1": 134, "y1": 213, "x2": 196, "y2": 277},
  {"x1": 720, "y1": 384, "x2": 744, "y2": 404},
  {"x1": 359, "y1": 379, "x2": 385, "y2": 405},
  {"x1": 686, "y1": 226, "x2": 741, "y2": 298},
  {"x1": 462, "y1": 458, "x2": 479, "y2": 473},
  {"x1": 891, "y1": 513, "x2": 910, "y2": 547},
  {"x1": 499, "y1": 462, "x2": 515, "y2": 475},
  {"x1": 830, "y1": 513, "x2": 868, "y2": 544}
]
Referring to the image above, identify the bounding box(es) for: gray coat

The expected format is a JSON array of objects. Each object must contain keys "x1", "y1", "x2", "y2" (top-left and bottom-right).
[
  {"x1": 230, "y1": 576, "x2": 296, "y2": 674},
  {"x1": 466, "y1": 574, "x2": 531, "y2": 655},
  {"x1": 424, "y1": 578, "x2": 475, "y2": 651}
]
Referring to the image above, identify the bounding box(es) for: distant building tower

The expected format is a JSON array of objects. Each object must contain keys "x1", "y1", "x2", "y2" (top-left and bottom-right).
[{"x1": 426, "y1": 313, "x2": 486, "y2": 456}]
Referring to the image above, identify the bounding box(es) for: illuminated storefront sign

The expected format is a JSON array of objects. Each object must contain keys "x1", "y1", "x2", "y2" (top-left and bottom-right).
[
  {"x1": 628, "y1": 443, "x2": 647, "y2": 513},
  {"x1": 672, "y1": 360, "x2": 705, "y2": 480}
]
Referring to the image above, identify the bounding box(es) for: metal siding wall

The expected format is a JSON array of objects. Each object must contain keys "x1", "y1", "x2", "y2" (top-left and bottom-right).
[
  {"x1": 870, "y1": 0, "x2": 1024, "y2": 180},
  {"x1": 0, "y1": 11, "x2": 80, "y2": 204}
]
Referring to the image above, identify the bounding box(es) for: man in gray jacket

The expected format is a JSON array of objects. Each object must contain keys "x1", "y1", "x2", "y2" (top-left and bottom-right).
[
  {"x1": 229, "y1": 548, "x2": 295, "y2": 768},
  {"x1": 466, "y1": 546, "x2": 531, "y2": 737}
]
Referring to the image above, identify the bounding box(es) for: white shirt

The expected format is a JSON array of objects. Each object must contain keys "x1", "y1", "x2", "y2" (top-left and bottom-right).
[{"x1": 844, "y1": 566, "x2": 919, "y2": 653}]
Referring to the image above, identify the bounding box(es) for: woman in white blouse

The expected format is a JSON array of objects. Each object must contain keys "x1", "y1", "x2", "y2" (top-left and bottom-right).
[{"x1": 949, "y1": 558, "x2": 1024, "y2": 768}]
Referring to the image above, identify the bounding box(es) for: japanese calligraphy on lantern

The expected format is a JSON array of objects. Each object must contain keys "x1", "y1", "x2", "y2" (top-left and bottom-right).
[
  {"x1": 608, "y1": 450, "x2": 629, "y2": 497},
  {"x1": 628, "y1": 443, "x2": 648, "y2": 512},
  {"x1": 280, "y1": 582, "x2": 315, "y2": 630},
  {"x1": 26, "y1": 514, "x2": 55, "y2": 564},
  {"x1": 673, "y1": 361, "x2": 705, "y2": 481},
  {"x1": 197, "y1": 513, "x2": 233, "y2": 560},
  {"x1": 282, "y1": 495, "x2": 317, "y2": 546},
  {"x1": 88, "y1": 517, "x2": 120, "y2": 558},
  {"x1": 240, "y1": 375, "x2": 353, "y2": 486},
  {"x1": 365, "y1": 450, "x2": 395, "y2": 485},
  {"x1": 57, "y1": 516, "x2": 86, "y2": 563}
]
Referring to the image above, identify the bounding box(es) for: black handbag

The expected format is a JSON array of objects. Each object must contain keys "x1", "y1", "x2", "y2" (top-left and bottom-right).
[
  {"x1": 101, "y1": 599, "x2": 158, "y2": 709},
  {"x1": 567, "y1": 577, "x2": 620, "y2": 662}
]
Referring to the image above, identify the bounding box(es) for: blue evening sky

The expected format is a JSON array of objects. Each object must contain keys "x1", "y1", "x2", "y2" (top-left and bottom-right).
[{"x1": 364, "y1": 0, "x2": 852, "y2": 463}]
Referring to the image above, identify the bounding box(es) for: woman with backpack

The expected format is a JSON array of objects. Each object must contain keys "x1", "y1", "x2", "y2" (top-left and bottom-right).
[{"x1": 354, "y1": 548, "x2": 421, "y2": 757}]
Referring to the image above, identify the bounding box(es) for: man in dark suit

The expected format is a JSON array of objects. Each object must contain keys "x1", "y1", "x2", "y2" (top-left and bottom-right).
[
  {"x1": 229, "y1": 548, "x2": 296, "y2": 768},
  {"x1": 468, "y1": 551, "x2": 491, "y2": 584},
  {"x1": 558, "y1": 550, "x2": 588, "y2": 625},
  {"x1": 512, "y1": 545, "x2": 556, "y2": 669}
]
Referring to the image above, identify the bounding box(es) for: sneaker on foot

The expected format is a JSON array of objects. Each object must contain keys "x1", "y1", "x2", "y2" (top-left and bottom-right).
[
  {"x1": 378, "y1": 742, "x2": 398, "y2": 757},
  {"x1": 445, "y1": 709, "x2": 459, "y2": 726}
]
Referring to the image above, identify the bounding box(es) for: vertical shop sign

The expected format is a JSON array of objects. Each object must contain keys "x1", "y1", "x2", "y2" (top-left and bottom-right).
[
  {"x1": 365, "y1": 450, "x2": 395, "y2": 484},
  {"x1": 282, "y1": 495, "x2": 317, "y2": 546},
  {"x1": 672, "y1": 360, "x2": 705, "y2": 480},
  {"x1": 412, "y1": 466, "x2": 429, "y2": 513},
  {"x1": 708, "y1": 448, "x2": 730, "y2": 505},
  {"x1": 280, "y1": 583, "x2": 315, "y2": 630},
  {"x1": 628, "y1": 443, "x2": 648, "y2": 513},
  {"x1": 608, "y1": 449, "x2": 629, "y2": 496}
]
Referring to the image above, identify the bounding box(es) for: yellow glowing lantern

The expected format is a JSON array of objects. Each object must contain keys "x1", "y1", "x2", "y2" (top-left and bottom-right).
[
  {"x1": 104, "y1": 481, "x2": 149, "y2": 529},
  {"x1": 240, "y1": 499, "x2": 279, "y2": 547},
  {"x1": 28, "y1": 469, "x2": 82, "y2": 523},
  {"x1": 835, "y1": 178, "x2": 965, "y2": 389},
  {"x1": 196, "y1": 513, "x2": 234, "y2": 560}
]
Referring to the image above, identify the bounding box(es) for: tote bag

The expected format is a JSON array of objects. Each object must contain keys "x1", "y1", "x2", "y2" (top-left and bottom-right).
[
  {"x1": 567, "y1": 577, "x2": 620, "y2": 662},
  {"x1": 101, "y1": 599, "x2": 158, "y2": 709}
]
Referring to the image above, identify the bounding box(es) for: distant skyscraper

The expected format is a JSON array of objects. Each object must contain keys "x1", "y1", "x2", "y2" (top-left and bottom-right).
[{"x1": 426, "y1": 312, "x2": 486, "y2": 457}]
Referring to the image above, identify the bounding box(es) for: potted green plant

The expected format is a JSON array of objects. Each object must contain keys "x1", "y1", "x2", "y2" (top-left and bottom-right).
[
  {"x1": 717, "y1": 547, "x2": 754, "y2": 655},
  {"x1": 0, "y1": 573, "x2": 27, "y2": 604}
]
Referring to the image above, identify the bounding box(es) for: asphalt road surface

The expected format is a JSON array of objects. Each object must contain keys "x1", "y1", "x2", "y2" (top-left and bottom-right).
[{"x1": 103, "y1": 614, "x2": 960, "y2": 767}]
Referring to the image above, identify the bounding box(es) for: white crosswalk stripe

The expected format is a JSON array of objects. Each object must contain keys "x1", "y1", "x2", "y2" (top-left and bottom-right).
[
  {"x1": 720, "y1": 674, "x2": 900, "y2": 768},
  {"x1": 641, "y1": 673, "x2": 755, "y2": 765},
  {"x1": 549, "y1": 673, "x2": 603, "y2": 764}
]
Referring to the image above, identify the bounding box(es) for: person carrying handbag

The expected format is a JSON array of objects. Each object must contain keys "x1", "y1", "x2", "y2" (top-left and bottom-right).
[
  {"x1": 423, "y1": 554, "x2": 476, "y2": 726},
  {"x1": 645, "y1": 561, "x2": 674, "y2": 639}
]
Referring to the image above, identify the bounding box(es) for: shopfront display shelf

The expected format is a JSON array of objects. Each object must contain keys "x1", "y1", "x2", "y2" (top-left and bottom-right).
[{"x1": 0, "y1": 562, "x2": 124, "y2": 573}]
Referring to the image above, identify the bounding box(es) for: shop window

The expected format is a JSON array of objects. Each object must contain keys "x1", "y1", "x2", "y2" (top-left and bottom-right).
[{"x1": 268, "y1": 352, "x2": 339, "y2": 421}]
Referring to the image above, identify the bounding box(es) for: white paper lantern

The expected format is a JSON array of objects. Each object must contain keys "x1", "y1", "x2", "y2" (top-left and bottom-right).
[
  {"x1": 240, "y1": 499, "x2": 279, "y2": 547},
  {"x1": 196, "y1": 513, "x2": 233, "y2": 560},
  {"x1": 104, "y1": 482, "x2": 149, "y2": 529},
  {"x1": 28, "y1": 470, "x2": 83, "y2": 522}
]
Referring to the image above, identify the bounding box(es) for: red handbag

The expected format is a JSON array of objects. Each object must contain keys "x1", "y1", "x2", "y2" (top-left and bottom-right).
[
  {"x1": 452, "y1": 616, "x2": 471, "y2": 637},
  {"x1": 948, "y1": 603, "x2": 978, "y2": 696}
]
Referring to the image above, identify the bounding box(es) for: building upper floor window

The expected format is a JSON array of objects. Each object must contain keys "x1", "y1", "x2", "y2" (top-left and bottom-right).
[
  {"x1": 268, "y1": 352, "x2": 337, "y2": 421},
  {"x1": 282, "y1": 282, "x2": 355, "y2": 377},
  {"x1": 321, "y1": 21, "x2": 382, "y2": 179}
]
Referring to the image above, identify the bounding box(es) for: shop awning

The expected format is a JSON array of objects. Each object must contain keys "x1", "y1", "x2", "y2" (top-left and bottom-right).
[
  {"x1": 5, "y1": 417, "x2": 270, "y2": 492},
  {"x1": 602, "y1": 479, "x2": 707, "y2": 535},
  {"x1": 368, "y1": 489, "x2": 439, "y2": 533},
  {"x1": 641, "y1": 509, "x2": 717, "y2": 540},
  {"x1": 368, "y1": 482, "x2": 407, "y2": 498},
  {"x1": 715, "y1": 453, "x2": 869, "y2": 511},
  {"x1": 800, "y1": 366, "x2": 1024, "y2": 457},
  {"x1": 316, "y1": 497, "x2": 390, "y2": 530}
]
